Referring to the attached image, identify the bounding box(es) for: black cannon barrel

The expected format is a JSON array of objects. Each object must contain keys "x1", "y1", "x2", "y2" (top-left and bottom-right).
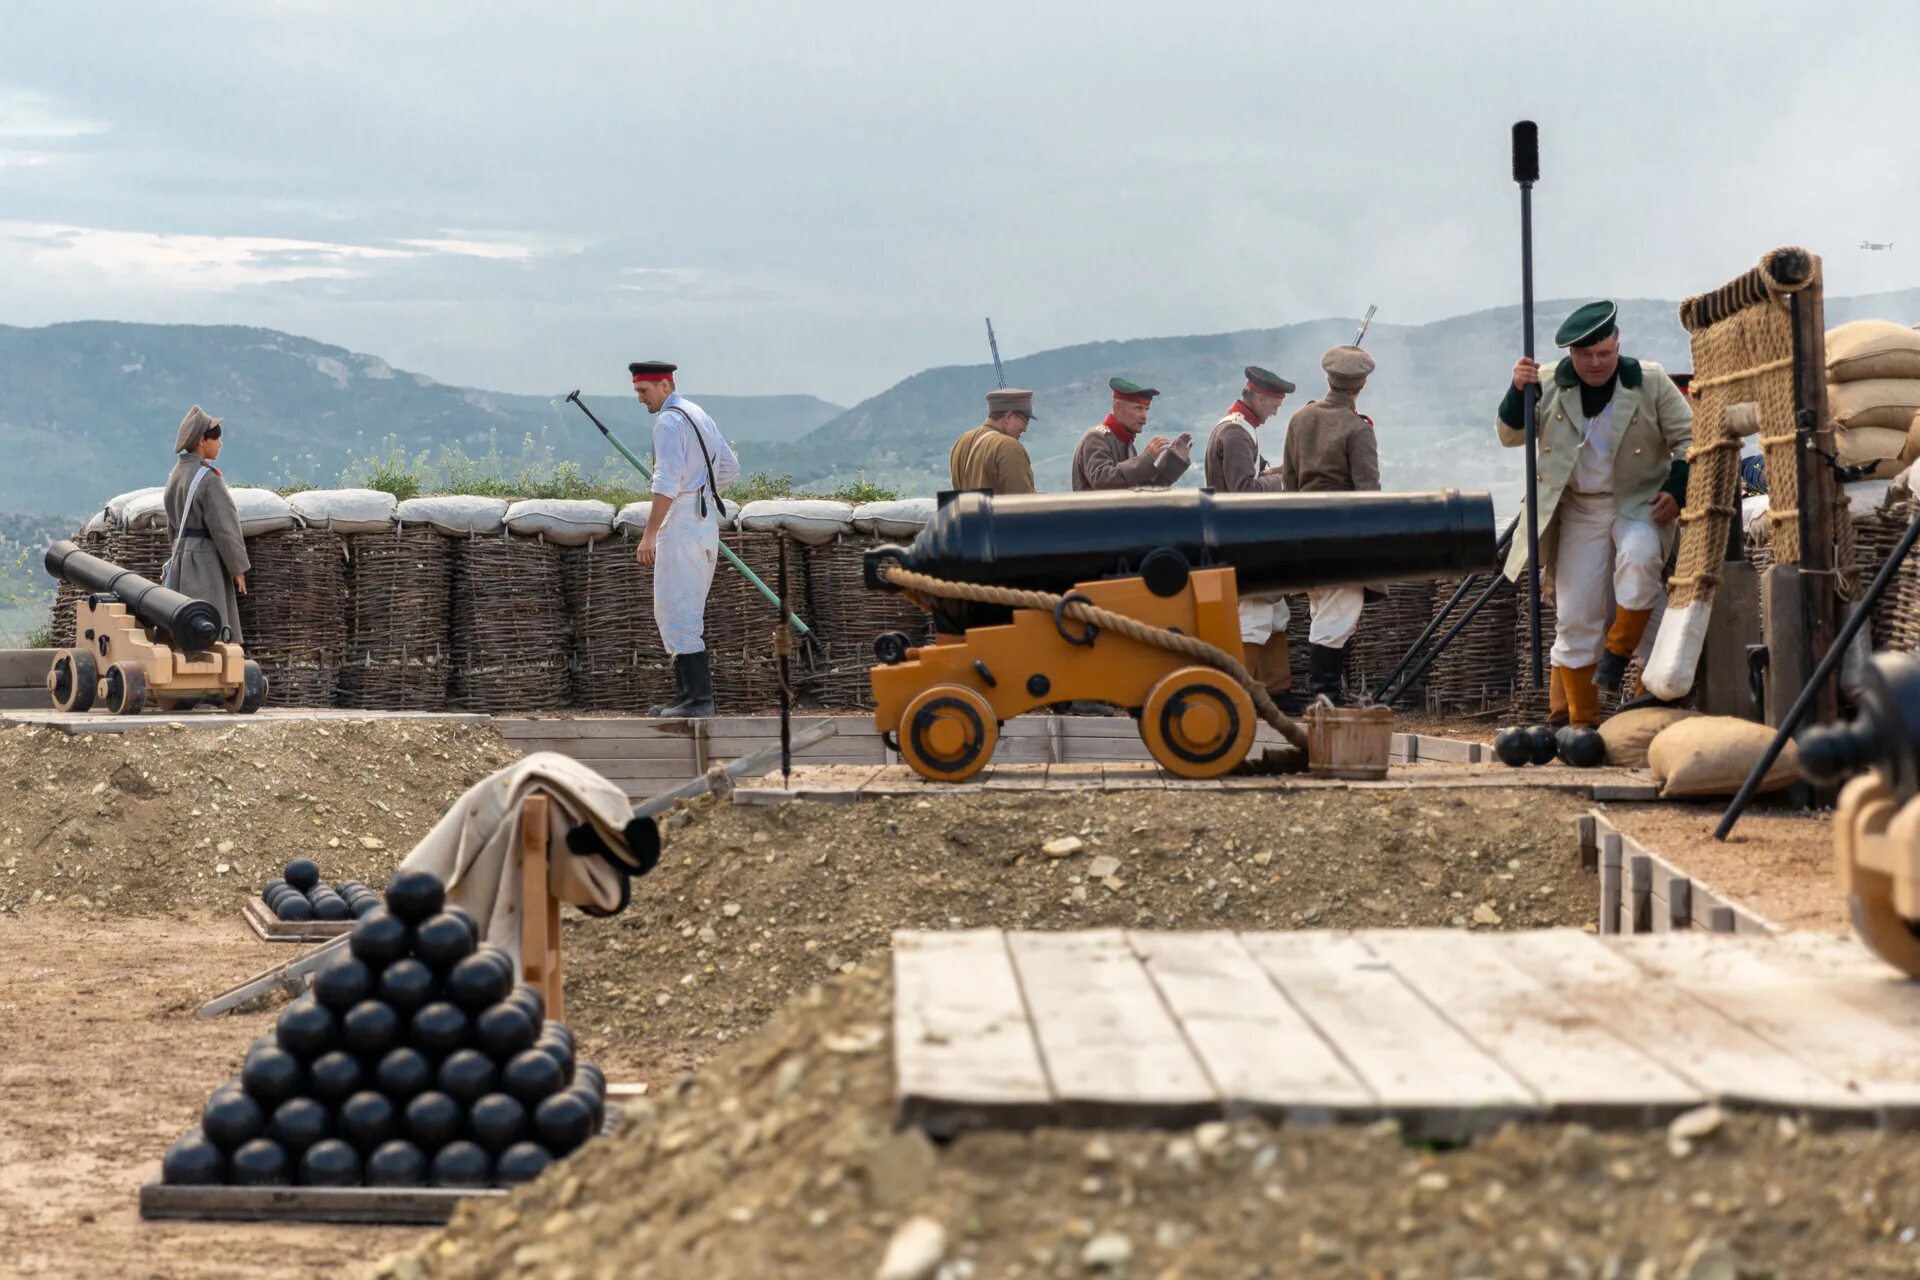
[
  {"x1": 866, "y1": 490, "x2": 1499, "y2": 615},
  {"x1": 45, "y1": 539, "x2": 223, "y2": 653}
]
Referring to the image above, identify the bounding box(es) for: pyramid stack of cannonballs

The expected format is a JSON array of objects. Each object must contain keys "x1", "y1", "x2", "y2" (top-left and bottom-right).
[
  {"x1": 164, "y1": 868, "x2": 606, "y2": 1189},
  {"x1": 260, "y1": 858, "x2": 384, "y2": 922}
]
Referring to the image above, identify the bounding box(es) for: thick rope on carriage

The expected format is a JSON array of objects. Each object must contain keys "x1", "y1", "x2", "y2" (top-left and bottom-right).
[{"x1": 876, "y1": 562, "x2": 1309, "y2": 749}]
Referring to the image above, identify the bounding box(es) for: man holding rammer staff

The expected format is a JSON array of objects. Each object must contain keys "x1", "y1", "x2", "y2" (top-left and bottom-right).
[{"x1": 1499, "y1": 301, "x2": 1692, "y2": 726}]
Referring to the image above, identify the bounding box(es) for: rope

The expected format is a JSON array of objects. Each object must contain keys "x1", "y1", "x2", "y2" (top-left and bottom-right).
[
  {"x1": 1686, "y1": 357, "x2": 1794, "y2": 393},
  {"x1": 877, "y1": 563, "x2": 1308, "y2": 749}
]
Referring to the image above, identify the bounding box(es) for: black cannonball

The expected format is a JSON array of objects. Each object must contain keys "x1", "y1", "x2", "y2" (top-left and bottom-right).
[
  {"x1": 311, "y1": 955, "x2": 376, "y2": 1013},
  {"x1": 505, "y1": 983, "x2": 545, "y2": 1026},
  {"x1": 409, "y1": 1001, "x2": 469, "y2": 1057},
  {"x1": 574, "y1": 1063, "x2": 605, "y2": 1098},
  {"x1": 307, "y1": 880, "x2": 334, "y2": 901},
  {"x1": 474, "y1": 944, "x2": 516, "y2": 981},
  {"x1": 467, "y1": 1092, "x2": 528, "y2": 1155},
  {"x1": 337, "y1": 1090, "x2": 398, "y2": 1152},
  {"x1": 1492, "y1": 726, "x2": 1532, "y2": 768},
  {"x1": 383, "y1": 870, "x2": 445, "y2": 925},
  {"x1": 404, "y1": 1091, "x2": 463, "y2": 1151},
  {"x1": 349, "y1": 908, "x2": 410, "y2": 969},
  {"x1": 430, "y1": 1140, "x2": 491, "y2": 1188},
  {"x1": 349, "y1": 896, "x2": 383, "y2": 919},
  {"x1": 375, "y1": 1046, "x2": 435, "y2": 1101},
  {"x1": 161, "y1": 1130, "x2": 226, "y2": 1186},
  {"x1": 298, "y1": 1137, "x2": 361, "y2": 1187},
  {"x1": 532, "y1": 1032, "x2": 575, "y2": 1084},
  {"x1": 1526, "y1": 723, "x2": 1558, "y2": 766},
  {"x1": 341, "y1": 999, "x2": 403, "y2": 1058},
  {"x1": 412, "y1": 913, "x2": 475, "y2": 971},
  {"x1": 275, "y1": 997, "x2": 337, "y2": 1060},
  {"x1": 209, "y1": 1076, "x2": 246, "y2": 1104},
  {"x1": 307, "y1": 1050, "x2": 365, "y2": 1106},
  {"x1": 365, "y1": 1139, "x2": 428, "y2": 1187},
  {"x1": 533, "y1": 1092, "x2": 594, "y2": 1156},
  {"x1": 494, "y1": 1140, "x2": 551, "y2": 1186},
  {"x1": 276, "y1": 895, "x2": 316, "y2": 923},
  {"x1": 501, "y1": 1048, "x2": 565, "y2": 1106},
  {"x1": 562, "y1": 1084, "x2": 604, "y2": 1133},
  {"x1": 262, "y1": 877, "x2": 288, "y2": 900},
  {"x1": 1557, "y1": 725, "x2": 1608, "y2": 769},
  {"x1": 443, "y1": 904, "x2": 480, "y2": 945},
  {"x1": 229, "y1": 1137, "x2": 293, "y2": 1186},
  {"x1": 201, "y1": 1090, "x2": 266, "y2": 1153},
  {"x1": 541, "y1": 1022, "x2": 574, "y2": 1050},
  {"x1": 241, "y1": 1045, "x2": 305, "y2": 1109},
  {"x1": 268, "y1": 1096, "x2": 331, "y2": 1154},
  {"x1": 337, "y1": 878, "x2": 364, "y2": 894},
  {"x1": 445, "y1": 953, "x2": 511, "y2": 1015},
  {"x1": 474, "y1": 1003, "x2": 538, "y2": 1062},
  {"x1": 244, "y1": 1033, "x2": 279, "y2": 1064},
  {"x1": 379, "y1": 958, "x2": 437, "y2": 1016},
  {"x1": 263, "y1": 882, "x2": 295, "y2": 906},
  {"x1": 437, "y1": 1049, "x2": 498, "y2": 1107},
  {"x1": 284, "y1": 859, "x2": 321, "y2": 892},
  {"x1": 312, "y1": 894, "x2": 352, "y2": 923}
]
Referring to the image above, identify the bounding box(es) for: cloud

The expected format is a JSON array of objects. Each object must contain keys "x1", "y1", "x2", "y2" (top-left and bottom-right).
[
  {"x1": 0, "y1": 88, "x2": 109, "y2": 142},
  {"x1": 0, "y1": 221, "x2": 410, "y2": 290}
]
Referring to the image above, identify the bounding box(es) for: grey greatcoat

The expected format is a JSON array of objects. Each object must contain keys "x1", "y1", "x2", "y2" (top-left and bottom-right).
[{"x1": 162, "y1": 455, "x2": 250, "y2": 644}]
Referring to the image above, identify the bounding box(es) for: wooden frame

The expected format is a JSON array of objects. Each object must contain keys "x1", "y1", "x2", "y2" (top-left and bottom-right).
[
  {"x1": 518, "y1": 792, "x2": 564, "y2": 1022},
  {"x1": 240, "y1": 896, "x2": 353, "y2": 944}
]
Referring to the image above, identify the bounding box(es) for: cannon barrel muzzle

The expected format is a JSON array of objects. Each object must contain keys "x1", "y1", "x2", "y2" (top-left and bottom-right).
[
  {"x1": 865, "y1": 490, "x2": 1499, "y2": 624},
  {"x1": 44, "y1": 539, "x2": 223, "y2": 653}
]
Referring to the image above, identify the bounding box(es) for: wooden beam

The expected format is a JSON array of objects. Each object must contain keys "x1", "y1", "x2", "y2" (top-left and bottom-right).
[{"x1": 1789, "y1": 259, "x2": 1840, "y2": 738}]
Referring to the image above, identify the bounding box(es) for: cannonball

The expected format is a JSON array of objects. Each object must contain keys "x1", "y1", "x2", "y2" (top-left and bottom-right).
[
  {"x1": 505, "y1": 983, "x2": 545, "y2": 1026},
  {"x1": 311, "y1": 955, "x2": 376, "y2": 1013},
  {"x1": 312, "y1": 894, "x2": 352, "y2": 923},
  {"x1": 412, "y1": 913, "x2": 476, "y2": 971},
  {"x1": 467, "y1": 1092, "x2": 528, "y2": 1155},
  {"x1": 349, "y1": 896, "x2": 383, "y2": 920},
  {"x1": 474, "y1": 944, "x2": 515, "y2": 981},
  {"x1": 532, "y1": 1032, "x2": 575, "y2": 1084},
  {"x1": 442, "y1": 904, "x2": 480, "y2": 946},
  {"x1": 404, "y1": 1091, "x2": 463, "y2": 1151},
  {"x1": 374, "y1": 1046, "x2": 435, "y2": 1102},
  {"x1": 444, "y1": 954, "x2": 511, "y2": 1015},
  {"x1": 268, "y1": 1096, "x2": 331, "y2": 1154},
  {"x1": 540, "y1": 1022, "x2": 575, "y2": 1051},
  {"x1": 409, "y1": 1002, "x2": 469, "y2": 1057},
  {"x1": 337, "y1": 1090, "x2": 398, "y2": 1152},
  {"x1": 262, "y1": 877, "x2": 288, "y2": 900},
  {"x1": 341, "y1": 999, "x2": 402, "y2": 1059},
  {"x1": 201, "y1": 1091, "x2": 266, "y2": 1152},
  {"x1": 307, "y1": 881, "x2": 334, "y2": 901},
  {"x1": 1492, "y1": 726, "x2": 1532, "y2": 768},
  {"x1": 337, "y1": 879, "x2": 365, "y2": 895},
  {"x1": 474, "y1": 1003, "x2": 538, "y2": 1063},
  {"x1": 533, "y1": 1091, "x2": 594, "y2": 1157},
  {"x1": 563, "y1": 1083, "x2": 603, "y2": 1133},
  {"x1": 379, "y1": 958, "x2": 438, "y2": 1017},
  {"x1": 365, "y1": 1139, "x2": 428, "y2": 1187},
  {"x1": 574, "y1": 1063, "x2": 605, "y2": 1099},
  {"x1": 1525, "y1": 724, "x2": 1558, "y2": 766},
  {"x1": 298, "y1": 1138, "x2": 361, "y2": 1187},
  {"x1": 437, "y1": 1049, "x2": 498, "y2": 1107},
  {"x1": 241, "y1": 1045, "x2": 305, "y2": 1109},
  {"x1": 501, "y1": 1048, "x2": 565, "y2": 1107},
  {"x1": 383, "y1": 870, "x2": 446, "y2": 925},
  {"x1": 493, "y1": 1140, "x2": 551, "y2": 1186},
  {"x1": 284, "y1": 859, "x2": 321, "y2": 892},
  {"x1": 243, "y1": 1033, "x2": 279, "y2": 1064},
  {"x1": 1557, "y1": 725, "x2": 1608, "y2": 769},
  {"x1": 307, "y1": 1050, "x2": 365, "y2": 1106},
  {"x1": 264, "y1": 885, "x2": 301, "y2": 912},
  {"x1": 276, "y1": 895, "x2": 316, "y2": 923},
  {"x1": 274, "y1": 997, "x2": 337, "y2": 1060},
  {"x1": 263, "y1": 882, "x2": 295, "y2": 906},
  {"x1": 349, "y1": 909, "x2": 410, "y2": 969},
  {"x1": 209, "y1": 1076, "x2": 246, "y2": 1104},
  {"x1": 229, "y1": 1137, "x2": 293, "y2": 1187},
  {"x1": 430, "y1": 1140, "x2": 491, "y2": 1188},
  {"x1": 161, "y1": 1131, "x2": 226, "y2": 1186}
]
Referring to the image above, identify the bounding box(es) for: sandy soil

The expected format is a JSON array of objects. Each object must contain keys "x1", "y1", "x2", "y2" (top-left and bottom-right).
[{"x1": 1605, "y1": 801, "x2": 1846, "y2": 934}]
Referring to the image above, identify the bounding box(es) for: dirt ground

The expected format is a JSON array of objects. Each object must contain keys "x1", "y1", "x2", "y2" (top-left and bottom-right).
[{"x1": 1606, "y1": 801, "x2": 1845, "y2": 934}]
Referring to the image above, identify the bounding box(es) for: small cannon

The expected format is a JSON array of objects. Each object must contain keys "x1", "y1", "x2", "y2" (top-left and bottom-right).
[
  {"x1": 43, "y1": 539, "x2": 266, "y2": 715},
  {"x1": 863, "y1": 489, "x2": 1498, "y2": 781}
]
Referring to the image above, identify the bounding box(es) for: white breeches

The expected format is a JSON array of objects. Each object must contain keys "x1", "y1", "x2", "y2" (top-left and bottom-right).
[
  {"x1": 1548, "y1": 490, "x2": 1664, "y2": 668},
  {"x1": 1238, "y1": 592, "x2": 1292, "y2": 645},
  {"x1": 653, "y1": 494, "x2": 719, "y2": 655},
  {"x1": 1307, "y1": 586, "x2": 1365, "y2": 649}
]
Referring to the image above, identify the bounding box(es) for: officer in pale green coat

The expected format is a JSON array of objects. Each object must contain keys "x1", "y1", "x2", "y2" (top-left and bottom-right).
[{"x1": 1497, "y1": 301, "x2": 1691, "y2": 727}]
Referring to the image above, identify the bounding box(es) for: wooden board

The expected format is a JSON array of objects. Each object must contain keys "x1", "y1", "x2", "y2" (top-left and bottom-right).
[
  {"x1": 139, "y1": 1181, "x2": 500, "y2": 1225},
  {"x1": 0, "y1": 709, "x2": 488, "y2": 734},
  {"x1": 892, "y1": 930, "x2": 1053, "y2": 1135},
  {"x1": 241, "y1": 896, "x2": 353, "y2": 944}
]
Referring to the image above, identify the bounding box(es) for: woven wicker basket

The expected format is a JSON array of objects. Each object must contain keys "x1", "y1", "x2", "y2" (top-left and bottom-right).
[
  {"x1": 237, "y1": 527, "x2": 349, "y2": 707},
  {"x1": 339, "y1": 528, "x2": 453, "y2": 710},
  {"x1": 560, "y1": 535, "x2": 675, "y2": 713},
  {"x1": 450, "y1": 534, "x2": 570, "y2": 714},
  {"x1": 800, "y1": 536, "x2": 936, "y2": 711}
]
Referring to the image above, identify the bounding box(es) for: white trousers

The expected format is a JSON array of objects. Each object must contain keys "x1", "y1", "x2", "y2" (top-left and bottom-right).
[
  {"x1": 1549, "y1": 490, "x2": 1664, "y2": 668},
  {"x1": 653, "y1": 494, "x2": 720, "y2": 655},
  {"x1": 1238, "y1": 592, "x2": 1292, "y2": 645},
  {"x1": 1307, "y1": 586, "x2": 1365, "y2": 649}
]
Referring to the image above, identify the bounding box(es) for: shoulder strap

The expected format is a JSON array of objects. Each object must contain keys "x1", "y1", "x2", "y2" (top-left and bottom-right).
[
  {"x1": 165, "y1": 462, "x2": 216, "y2": 585},
  {"x1": 671, "y1": 404, "x2": 722, "y2": 515}
]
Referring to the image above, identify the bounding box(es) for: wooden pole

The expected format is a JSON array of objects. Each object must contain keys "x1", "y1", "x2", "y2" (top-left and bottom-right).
[
  {"x1": 1788, "y1": 259, "x2": 1840, "y2": 738},
  {"x1": 519, "y1": 793, "x2": 564, "y2": 1021}
]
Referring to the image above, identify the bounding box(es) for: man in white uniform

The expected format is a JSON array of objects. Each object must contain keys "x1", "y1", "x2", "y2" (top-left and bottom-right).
[{"x1": 631, "y1": 360, "x2": 742, "y2": 718}]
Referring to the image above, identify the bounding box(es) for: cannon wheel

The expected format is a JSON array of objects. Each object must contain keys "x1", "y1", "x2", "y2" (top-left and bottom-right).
[
  {"x1": 223, "y1": 660, "x2": 268, "y2": 715},
  {"x1": 1140, "y1": 665, "x2": 1256, "y2": 779},
  {"x1": 1849, "y1": 890, "x2": 1920, "y2": 978},
  {"x1": 103, "y1": 662, "x2": 149, "y2": 716},
  {"x1": 48, "y1": 647, "x2": 98, "y2": 712},
  {"x1": 897, "y1": 684, "x2": 997, "y2": 783}
]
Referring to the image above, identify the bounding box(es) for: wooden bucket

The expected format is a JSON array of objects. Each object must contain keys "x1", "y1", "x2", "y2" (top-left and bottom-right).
[{"x1": 1306, "y1": 701, "x2": 1393, "y2": 780}]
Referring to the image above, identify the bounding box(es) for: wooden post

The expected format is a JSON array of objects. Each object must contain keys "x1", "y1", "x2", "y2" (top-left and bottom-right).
[
  {"x1": 518, "y1": 793, "x2": 564, "y2": 1021},
  {"x1": 1628, "y1": 854, "x2": 1652, "y2": 934},
  {"x1": 1788, "y1": 258, "x2": 1839, "y2": 736},
  {"x1": 1576, "y1": 814, "x2": 1599, "y2": 874},
  {"x1": 1599, "y1": 834, "x2": 1623, "y2": 935},
  {"x1": 1668, "y1": 877, "x2": 1693, "y2": 931}
]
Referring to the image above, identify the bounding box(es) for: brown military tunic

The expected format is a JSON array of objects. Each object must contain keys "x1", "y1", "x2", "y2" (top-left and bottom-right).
[
  {"x1": 1202, "y1": 406, "x2": 1286, "y2": 493},
  {"x1": 948, "y1": 422, "x2": 1036, "y2": 495},
  {"x1": 1070, "y1": 419, "x2": 1190, "y2": 491},
  {"x1": 1280, "y1": 391, "x2": 1380, "y2": 493}
]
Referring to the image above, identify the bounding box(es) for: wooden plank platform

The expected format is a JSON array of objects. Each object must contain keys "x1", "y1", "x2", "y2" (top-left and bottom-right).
[
  {"x1": 241, "y1": 896, "x2": 353, "y2": 944},
  {"x1": 892, "y1": 928, "x2": 1915, "y2": 1140},
  {"x1": 1, "y1": 708, "x2": 489, "y2": 734}
]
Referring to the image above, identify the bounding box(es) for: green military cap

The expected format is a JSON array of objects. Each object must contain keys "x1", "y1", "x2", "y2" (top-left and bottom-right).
[
  {"x1": 987, "y1": 387, "x2": 1036, "y2": 419},
  {"x1": 1554, "y1": 301, "x2": 1618, "y2": 349},
  {"x1": 628, "y1": 360, "x2": 678, "y2": 379},
  {"x1": 1244, "y1": 365, "x2": 1296, "y2": 396},
  {"x1": 1109, "y1": 377, "x2": 1160, "y2": 403}
]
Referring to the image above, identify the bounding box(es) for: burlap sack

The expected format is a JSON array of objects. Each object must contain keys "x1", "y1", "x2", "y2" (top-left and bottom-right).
[
  {"x1": 1830, "y1": 379, "x2": 1920, "y2": 432},
  {"x1": 1906, "y1": 410, "x2": 1920, "y2": 466},
  {"x1": 1836, "y1": 425, "x2": 1913, "y2": 479},
  {"x1": 1597, "y1": 706, "x2": 1699, "y2": 769},
  {"x1": 1827, "y1": 321, "x2": 1920, "y2": 383},
  {"x1": 1646, "y1": 716, "x2": 1799, "y2": 798}
]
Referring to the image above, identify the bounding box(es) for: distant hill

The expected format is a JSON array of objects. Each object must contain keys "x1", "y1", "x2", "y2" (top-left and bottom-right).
[{"x1": 0, "y1": 322, "x2": 843, "y2": 513}]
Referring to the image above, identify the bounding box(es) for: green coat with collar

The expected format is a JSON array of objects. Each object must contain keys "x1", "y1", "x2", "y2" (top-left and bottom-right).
[{"x1": 1496, "y1": 356, "x2": 1692, "y2": 583}]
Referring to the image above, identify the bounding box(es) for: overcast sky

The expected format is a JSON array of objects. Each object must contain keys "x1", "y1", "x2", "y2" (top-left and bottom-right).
[{"x1": 3, "y1": 0, "x2": 1917, "y2": 405}]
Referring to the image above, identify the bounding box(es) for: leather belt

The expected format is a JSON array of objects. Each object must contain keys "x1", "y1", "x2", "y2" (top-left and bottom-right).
[{"x1": 179, "y1": 527, "x2": 211, "y2": 538}]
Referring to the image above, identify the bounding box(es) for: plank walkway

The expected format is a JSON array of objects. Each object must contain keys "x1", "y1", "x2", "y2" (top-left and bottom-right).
[
  {"x1": 893, "y1": 928, "x2": 1920, "y2": 1141},
  {"x1": 0, "y1": 708, "x2": 488, "y2": 734}
]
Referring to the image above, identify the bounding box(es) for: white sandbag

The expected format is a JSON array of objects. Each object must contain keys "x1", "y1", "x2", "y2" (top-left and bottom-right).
[
  {"x1": 1741, "y1": 494, "x2": 1770, "y2": 542},
  {"x1": 851, "y1": 498, "x2": 937, "y2": 539},
  {"x1": 1845, "y1": 477, "x2": 1895, "y2": 512},
  {"x1": 1836, "y1": 426, "x2": 1910, "y2": 479},
  {"x1": 105, "y1": 486, "x2": 167, "y2": 529},
  {"x1": 288, "y1": 487, "x2": 399, "y2": 534},
  {"x1": 1647, "y1": 716, "x2": 1800, "y2": 799},
  {"x1": 1641, "y1": 598, "x2": 1710, "y2": 701},
  {"x1": 229, "y1": 487, "x2": 298, "y2": 537},
  {"x1": 82, "y1": 509, "x2": 109, "y2": 536},
  {"x1": 121, "y1": 488, "x2": 171, "y2": 531},
  {"x1": 737, "y1": 499, "x2": 855, "y2": 546},
  {"x1": 613, "y1": 498, "x2": 739, "y2": 536},
  {"x1": 395, "y1": 494, "x2": 509, "y2": 537},
  {"x1": 503, "y1": 499, "x2": 616, "y2": 546}
]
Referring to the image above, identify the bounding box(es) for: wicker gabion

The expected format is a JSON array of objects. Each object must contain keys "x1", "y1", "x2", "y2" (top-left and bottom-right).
[
  {"x1": 450, "y1": 534, "x2": 570, "y2": 714},
  {"x1": 106, "y1": 525, "x2": 174, "y2": 584},
  {"x1": 48, "y1": 527, "x2": 109, "y2": 649},
  {"x1": 560, "y1": 536, "x2": 674, "y2": 713},
  {"x1": 1347, "y1": 580, "x2": 1437, "y2": 704},
  {"x1": 340, "y1": 529, "x2": 453, "y2": 710},
  {"x1": 237, "y1": 527, "x2": 349, "y2": 707},
  {"x1": 799, "y1": 537, "x2": 936, "y2": 710},
  {"x1": 1502, "y1": 592, "x2": 1633, "y2": 722},
  {"x1": 1424, "y1": 576, "x2": 1518, "y2": 714},
  {"x1": 703, "y1": 531, "x2": 793, "y2": 714}
]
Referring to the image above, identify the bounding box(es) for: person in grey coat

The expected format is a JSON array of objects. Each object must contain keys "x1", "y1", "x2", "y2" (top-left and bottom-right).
[{"x1": 163, "y1": 405, "x2": 250, "y2": 645}]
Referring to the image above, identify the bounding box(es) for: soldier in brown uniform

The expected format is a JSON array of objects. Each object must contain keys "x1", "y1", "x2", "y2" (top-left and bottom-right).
[
  {"x1": 949, "y1": 388, "x2": 1038, "y2": 495},
  {"x1": 1203, "y1": 365, "x2": 1297, "y2": 696},
  {"x1": 1070, "y1": 378, "x2": 1191, "y2": 490},
  {"x1": 1282, "y1": 345, "x2": 1380, "y2": 704}
]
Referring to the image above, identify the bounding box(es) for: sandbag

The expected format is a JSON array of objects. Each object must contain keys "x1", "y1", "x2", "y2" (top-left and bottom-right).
[
  {"x1": 1830, "y1": 379, "x2": 1920, "y2": 432},
  {"x1": 230, "y1": 487, "x2": 299, "y2": 537},
  {"x1": 502, "y1": 499, "x2": 616, "y2": 546},
  {"x1": 613, "y1": 498, "x2": 739, "y2": 536},
  {"x1": 1646, "y1": 716, "x2": 1799, "y2": 799},
  {"x1": 82, "y1": 509, "x2": 109, "y2": 536},
  {"x1": 851, "y1": 498, "x2": 936, "y2": 539},
  {"x1": 288, "y1": 487, "x2": 398, "y2": 534},
  {"x1": 1597, "y1": 707, "x2": 1698, "y2": 770},
  {"x1": 1827, "y1": 321, "x2": 1920, "y2": 383},
  {"x1": 105, "y1": 486, "x2": 167, "y2": 529},
  {"x1": 396, "y1": 494, "x2": 509, "y2": 537},
  {"x1": 119, "y1": 488, "x2": 170, "y2": 531},
  {"x1": 1836, "y1": 425, "x2": 1912, "y2": 479},
  {"x1": 737, "y1": 499, "x2": 855, "y2": 546}
]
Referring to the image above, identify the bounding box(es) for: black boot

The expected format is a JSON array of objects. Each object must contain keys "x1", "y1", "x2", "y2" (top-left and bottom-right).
[
  {"x1": 658, "y1": 651, "x2": 715, "y2": 718},
  {"x1": 1593, "y1": 648, "x2": 1631, "y2": 692},
  {"x1": 1307, "y1": 644, "x2": 1345, "y2": 706}
]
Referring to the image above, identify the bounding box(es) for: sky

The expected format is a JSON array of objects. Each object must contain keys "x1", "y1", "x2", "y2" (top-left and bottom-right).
[{"x1": 3, "y1": 0, "x2": 1918, "y2": 407}]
